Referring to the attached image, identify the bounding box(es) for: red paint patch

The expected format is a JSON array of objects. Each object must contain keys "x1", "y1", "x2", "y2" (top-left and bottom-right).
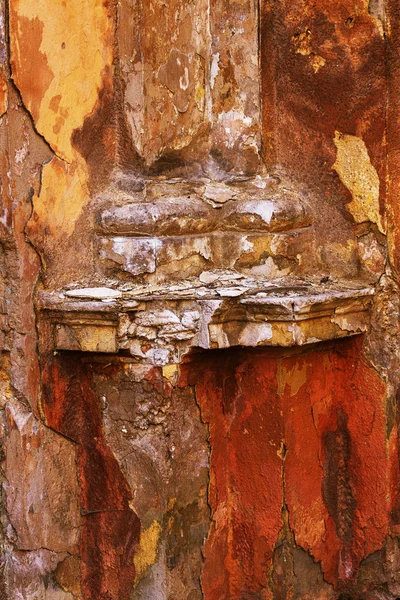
[
  {"x1": 42, "y1": 355, "x2": 140, "y2": 600},
  {"x1": 182, "y1": 339, "x2": 388, "y2": 595},
  {"x1": 282, "y1": 339, "x2": 388, "y2": 587},
  {"x1": 182, "y1": 351, "x2": 284, "y2": 599}
]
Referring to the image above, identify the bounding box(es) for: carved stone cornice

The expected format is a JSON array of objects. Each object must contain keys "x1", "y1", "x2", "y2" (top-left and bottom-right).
[{"x1": 37, "y1": 277, "x2": 374, "y2": 365}]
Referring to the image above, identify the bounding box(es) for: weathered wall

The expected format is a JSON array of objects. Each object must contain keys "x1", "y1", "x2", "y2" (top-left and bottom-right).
[
  {"x1": 261, "y1": 0, "x2": 387, "y2": 277},
  {"x1": 181, "y1": 340, "x2": 393, "y2": 599},
  {"x1": 1, "y1": 0, "x2": 400, "y2": 599}
]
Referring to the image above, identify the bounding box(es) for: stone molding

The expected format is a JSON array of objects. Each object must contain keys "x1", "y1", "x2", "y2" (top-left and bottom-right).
[{"x1": 37, "y1": 278, "x2": 374, "y2": 365}]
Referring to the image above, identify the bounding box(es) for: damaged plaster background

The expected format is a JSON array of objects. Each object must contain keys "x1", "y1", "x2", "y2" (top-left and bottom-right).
[{"x1": 1, "y1": 0, "x2": 400, "y2": 599}]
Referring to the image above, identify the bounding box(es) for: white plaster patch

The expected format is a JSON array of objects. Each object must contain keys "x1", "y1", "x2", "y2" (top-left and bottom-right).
[
  {"x1": 136, "y1": 310, "x2": 180, "y2": 327},
  {"x1": 179, "y1": 66, "x2": 189, "y2": 90},
  {"x1": 288, "y1": 324, "x2": 305, "y2": 345},
  {"x1": 198, "y1": 300, "x2": 222, "y2": 348},
  {"x1": 210, "y1": 53, "x2": 220, "y2": 89},
  {"x1": 209, "y1": 325, "x2": 230, "y2": 348},
  {"x1": 238, "y1": 323, "x2": 273, "y2": 346},
  {"x1": 65, "y1": 287, "x2": 122, "y2": 299},
  {"x1": 100, "y1": 237, "x2": 160, "y2": 276},
  {"x1": 239, "y1": 200, "x2": 275, "y2": 224},
  {"x1": 216, "y1": 287, "x2": 247, "y2": 297},
  {"x1": 145, "y1": 347, "x2": 171, "y2": 366},
  {"x1": 241, "y1": 237, "x2": 254, "y2": 253},
  {"x1": 251, "y1": 175, "x2": 268, "y2": 189},
  {"x1": 204, "y1": 182, "x2": 236, "y2": 204}
]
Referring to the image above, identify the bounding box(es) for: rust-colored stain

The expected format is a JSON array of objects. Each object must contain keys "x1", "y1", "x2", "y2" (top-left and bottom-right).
[
  {"x1": 186, "y1": 351, "x2": 283, "y2": 599},
  {"x1": 281, "y1": 339, "x2": 388, "y2": 590},
  {"x1": 261, "y1": 0, "x2": 386, "y2": 275},
  {"x1": 181, "y1": 339, "x2": 388, "y2": 597},
  {"x1": 42, "y1": 355, "x2": 140, "y2": 600}
]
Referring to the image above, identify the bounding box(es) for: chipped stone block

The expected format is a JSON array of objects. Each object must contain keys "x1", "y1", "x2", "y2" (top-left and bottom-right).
[
  {"x1": 221, "y1": 192, "x2": 312, "y2": 232},
  {"x1": 181, "y1": 310, "x2": 200, "y2": 329},
  {"x1": 155, "y1": 235, "x2": 214, "y2": 279},
  {"x1": 136, "y1": 309, "x2": 181, "y2": 328},
  {"x1": 135, "y1": 325, "x2": 158, "y2": 340},
  {"x1": 55, "y1": 323, "x2": 117, "y2": 353},
  {"x1": 5, "y1": 403, "x2": 80, "y2": 552},
  {"x1": 65, "y1": 287, "x2": 122, "y2": 300},
  {"x1": 209, "y1": 232, "x2": 254, "y2": 269},
  {"x1": 158, "y1": 327, "x2": 196, "y2": 341},
  {"x1": 99, "y1": 197, "x2": 215, "y2": 237},
  {"x1": 204, "y1": 182, "x2": 237, "y2": 204},
  {"x1": 99, "y1": 236, "x2": 159, "y2": 276}
]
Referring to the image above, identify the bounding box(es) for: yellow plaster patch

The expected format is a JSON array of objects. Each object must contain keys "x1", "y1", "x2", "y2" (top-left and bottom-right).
[
  {"x1": 312, "y1": 55, "x2": 326, "y2": 73},
  {"x1": 134, "y1": 520, "x2": 162, "y2": 584},
  {"x1": 333, "y1": 131, "x2": 385, "y2": 233},
  {"x1": 10, "y1": 0, "x2": 114, "y2": 240},
  {"x1": 0, "y1": 354, "x2": 12, "y2": 407},
  {"x1": 28, "y1": 155, "x2": 89, "y2": 239},
  {"x1": 10, "y1": 0, "x2": 113, "y2": 162},
  {"x1": 292, "y1": 29, "x2": 312, "y2": 56},
  {"x1": 0, "y1": 72, "x2": 8, "y2": 116},
  {"x1": 194, "y1": 80, "x2": 205, "y2": 111},
  {"x1": 162, "y1": 363, "x2": 179, "y2": 383},
  {"x1": 277, "y1": 360, "x2": 308, "y2": 397}
]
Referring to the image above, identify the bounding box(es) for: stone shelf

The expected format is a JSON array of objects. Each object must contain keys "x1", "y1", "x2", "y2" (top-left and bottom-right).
[{"x1": 37, "y1": 275, "x2": 374, "y2": 365}]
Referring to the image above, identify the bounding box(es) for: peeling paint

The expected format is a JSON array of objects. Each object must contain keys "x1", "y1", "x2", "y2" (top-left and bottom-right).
[
  {"x1": 134, "y1": 520, "x2": 162, "y2": 583},
  {"x1": 333, "y1": 132, "x2": 385, "y2": 233},
  {"x1": 28, "y1": 155, "x2": 90, "y2": 239},
  {"x1": 9, "y1": 0, "x2": 113, "y2": 161}
]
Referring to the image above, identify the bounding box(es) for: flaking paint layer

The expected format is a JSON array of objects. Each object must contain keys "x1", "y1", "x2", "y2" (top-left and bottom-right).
[
  {"x1": 10, "y1": 0, "x2": 114, "y2": 244},
  {"x1": 333, "y1": 131, "x2": 385, "y2": 233},
  {"x1": 9, "y1": 0, "x2": 113, "y2": 161}
]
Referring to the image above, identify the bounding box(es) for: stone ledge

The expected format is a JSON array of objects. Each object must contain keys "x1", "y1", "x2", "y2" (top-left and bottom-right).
[
  {"x1": 96, "y1": 176, "x2": 313, "y2": 237},
  {"x1": 37, "y1": 276, "x2": 374, "y2": 364}
]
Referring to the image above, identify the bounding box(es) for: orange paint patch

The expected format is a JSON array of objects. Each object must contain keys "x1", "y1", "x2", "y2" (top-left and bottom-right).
[
  {"x1": 9, "y1": 13, "x2": 54, "y2": 123},
  {"x1": 0, "y1": 71, "x2": 8, "y2": 115},
  {"x1": 10, "y1": 0, "x2": 114, "y2": 161}
]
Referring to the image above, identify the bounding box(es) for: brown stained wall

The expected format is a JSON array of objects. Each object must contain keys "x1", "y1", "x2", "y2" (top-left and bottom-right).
[
  {"x1": 209, "y1": 0, "x2": 261, "y2": 174},
  {"x1": 9, "y1": 0, "x2": 389, "y2": 289},
  {"x1": 118, "y1": 0, "x2": 260, "y2": 174},
  {"x1": 387, "y1": 0, "x2": 400, "y2": 276},
  {"x1": 1, "y1": 0, "x2": 400, "y2": 599},
  {"x1": 261, "y1": 0, "x2": 387, "y2": 276},
  {"x1": 42, "y1": 355, "x2": 140, "y2": 600},
  {"x1": 120, "y1": 0, "x2": 210, "y2": 170}
]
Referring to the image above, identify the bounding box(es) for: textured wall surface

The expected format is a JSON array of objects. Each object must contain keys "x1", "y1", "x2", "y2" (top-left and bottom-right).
[{"x1": 1, "y1": 0, "x2": 400, "y2": 599}]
